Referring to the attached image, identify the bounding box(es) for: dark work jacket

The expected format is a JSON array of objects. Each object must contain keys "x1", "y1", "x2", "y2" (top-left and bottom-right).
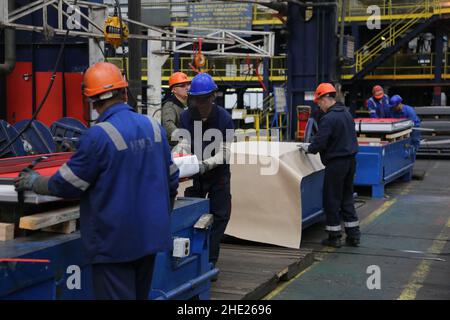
[
  {"x1": 308, "y1": 102, "x2": 358, "y2": 165},
  {"x1": 180, "y1": 105, "x2": 234, "y2": 185}
]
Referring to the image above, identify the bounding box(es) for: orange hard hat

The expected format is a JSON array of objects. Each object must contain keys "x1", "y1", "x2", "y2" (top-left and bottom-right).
[
  {"x1": 83, "y1": 62, "x2": 128, "y2": 98},
  {"x1": 169, "y1": 72, "x2": 190, "y2": 88},
  {"x1": 314, "y1": 83, "x2": 337, "y2": 104},
  {"x1": 372, "y1": 85, "x2": 384, "y2": 99}
]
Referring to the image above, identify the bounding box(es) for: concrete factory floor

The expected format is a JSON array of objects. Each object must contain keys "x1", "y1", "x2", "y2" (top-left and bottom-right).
[{"x1": 266, "y1": 159, "x2": 450, "y2": 300}]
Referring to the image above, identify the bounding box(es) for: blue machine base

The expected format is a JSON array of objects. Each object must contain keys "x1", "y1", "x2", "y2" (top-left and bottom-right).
[
  {"x1": 355, "y1": 138, "x2": 415, "y2": 198},
  {"x1": 301, "y1": 170, "x2": 325, "y2": 228},
  {"x1": 0, "y1": 198, "x2": 213, "y2": 300}
]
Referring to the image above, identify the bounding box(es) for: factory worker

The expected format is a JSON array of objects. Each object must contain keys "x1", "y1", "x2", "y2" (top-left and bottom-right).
[
  {"x1": 389, "y1": 94, "x2": 421, "y2": 152},
  {"x1": 299, "y1": 83, "x2": 360, "y2": 248},
  {"x1": 15, "y1": 62, "x2": 179, "y2": 300},
  {"x1": 174, "y1": 73, "x2": 234, "y2": 280},
  {"x1": 161, "y1": 72, "x2": 191, "y2": 147},
  {"x1": 368, "y1": 85, "x2": 391, "y2": 118}
]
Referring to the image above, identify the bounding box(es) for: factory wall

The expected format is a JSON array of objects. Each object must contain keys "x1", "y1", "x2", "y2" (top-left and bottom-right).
[{"x1": 1, "y1": 0, "x2": 102, "y2": 127}]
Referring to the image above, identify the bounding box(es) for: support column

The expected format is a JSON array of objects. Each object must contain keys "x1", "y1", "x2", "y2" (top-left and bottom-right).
[
  {"x1": 128, "y1": 0, "x2": 142, "y2": 110},
  {"x1": 263, "y1": 25, "x2": 270, "y2": 101},
  {"x1": 88, "y1": 6, "x2": 107, "y2": 123},
  {"x1": 237, "y1": 88, "x2": 245, "y2": 108},
  {"x1": 147, "y1": 29, "x2": 169, "y2": 120},
  {"x1": 434, "y1": 27, "x2": 444, "y2": 105},
  {"x1": 173, "y1": 52, "x2": 180, "y2": 72}
]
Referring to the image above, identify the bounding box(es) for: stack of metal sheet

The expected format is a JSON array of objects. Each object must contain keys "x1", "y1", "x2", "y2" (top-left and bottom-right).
[
  {"x1": 416, "y1": 106, "x2": 450, "y2": 157},
  {"x1": 354, "y1": 118, "x2": 413, "y2": 134}
]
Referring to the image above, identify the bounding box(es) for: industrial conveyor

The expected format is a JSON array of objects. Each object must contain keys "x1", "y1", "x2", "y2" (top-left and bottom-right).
[
  {"x1": 0, "y1": 198, "x2": 216, "y2": 300},
  {"x1": 0, "y1": 154, "x2": 217, "y2": 300}
]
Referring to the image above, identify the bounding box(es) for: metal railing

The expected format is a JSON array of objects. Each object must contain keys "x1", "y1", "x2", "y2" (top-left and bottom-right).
[
  {"x1": 342, "y1": 51, "x2": 450, "y2": 79},
  {"x1": 350, "y1": 0, "x2": 440, "y2": 73},
  {"x1": 109, "y1": 56, "x2": 287, "y2": 82},
  {"x1": 109, "y1": 50, "x2": 449, "y2": 82},
  {"x1": 340, "y1": 0, "x2": 446, "y2": 20}
]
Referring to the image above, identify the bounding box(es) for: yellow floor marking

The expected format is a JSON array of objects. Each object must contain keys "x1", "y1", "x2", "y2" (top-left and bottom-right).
[
  {"x1": 360, "y1": 199, "x2": 397, "y2": 229},
  {"x1": 264, "y1": 198, "x2": 398, "y2": 300},
  {"x1": 263, "y1": 263, "x2": 316, "y2": 300},
  {"x1": 398, "y1": 217, "x2": 450, "y2": 300}
]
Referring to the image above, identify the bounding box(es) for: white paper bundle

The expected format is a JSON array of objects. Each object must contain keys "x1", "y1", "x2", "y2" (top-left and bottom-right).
[{"x1": 173, "y1": 155, "x2": 200, "y2": 178}]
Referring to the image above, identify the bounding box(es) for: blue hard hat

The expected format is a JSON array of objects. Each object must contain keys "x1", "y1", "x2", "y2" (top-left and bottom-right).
[
  {"x1": 389, "y1": 94, "x2": 403, "y2": 107},
  {"x1": 188, "y1": 73, "x2": 218, "y2": 96}
]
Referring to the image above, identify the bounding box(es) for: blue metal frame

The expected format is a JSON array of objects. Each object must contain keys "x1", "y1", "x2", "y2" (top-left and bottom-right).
[
  {"x1": 354, "y1": 138, "x2": 415, "y2": 198},
  {"x1": 0, "y1": 120, "x2": 27, "y2": 157},
  {"x1": 301, "y1": 170, "x2": 325, "y2": 228},
  {"x1": 150, "y1": 198, "x2": 217, "y2": 300},
  {"x1": 13, "y1": 120, "x2": 56, "y2": 154},
  {"x1": 0, "y1": 198, "x2": 215, "y2": 300},
  {"x1": 50, "y1": 117, "x2": 87, "y2": 151}
]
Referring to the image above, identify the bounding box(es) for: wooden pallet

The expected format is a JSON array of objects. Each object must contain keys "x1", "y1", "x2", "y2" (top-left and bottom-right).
[
  {"x1": 385, "y1": 128, "x2": 412, "y2": 141},
  {"x1": 0, "y1": 223, "x2": 14, "y2": 241},
  {"x1": 211, "y1": 244, "x2": 314, "y2": 300},
  {"x1": 358, "y1": 128, "x2": 412, "y2": 144},
  {"x1": 13, "y1": 206, "x2": 80, "y2": 238}
]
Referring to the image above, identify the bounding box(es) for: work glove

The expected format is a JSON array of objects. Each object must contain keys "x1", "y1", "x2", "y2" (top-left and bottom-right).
[
  {"x1": 199, "y1": 161, "x2": 209, "y2": 175},
  {"x1": 14, "y1": 168, "x2": 41, "y2": 192},
  {"x1": 297, "y1": 143, "x2": 310, "y2": 153}
]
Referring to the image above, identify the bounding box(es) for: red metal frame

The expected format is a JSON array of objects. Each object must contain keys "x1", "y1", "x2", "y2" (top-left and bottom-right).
[{"x1": 0, "y1": 153, "x2": 72, "y2": 177}]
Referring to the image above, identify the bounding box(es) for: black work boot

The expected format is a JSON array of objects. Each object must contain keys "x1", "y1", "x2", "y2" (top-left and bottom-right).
[
  {"x1": 321, "y1": 235, "x2": 342, "y2": 248},
  {"x1": 345, "y1": 237, "x2": 360, "y2": 247}
]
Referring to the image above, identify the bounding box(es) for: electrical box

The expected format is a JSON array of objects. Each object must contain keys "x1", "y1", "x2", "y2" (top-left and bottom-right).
[{"x1": 173, "y1": 237, "x2": 190, "y2": 258}]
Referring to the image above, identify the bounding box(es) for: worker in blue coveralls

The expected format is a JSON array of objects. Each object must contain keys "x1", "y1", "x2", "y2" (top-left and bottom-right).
[
  {"x1": 368, "y1": 85, "x2": 391, "y2": 118},
  {"x1": 174, "y1": 73, "x2": 234, "y2": 280},
  {"x1": 14, "y1": 62, "x2": 179, "y2": 300},
  {"x1": 299, "y1": 83, "x2": 360, "y2": 248},
  {"x1": 389, "y1": 94, "x2": 421, "y2": 152}
]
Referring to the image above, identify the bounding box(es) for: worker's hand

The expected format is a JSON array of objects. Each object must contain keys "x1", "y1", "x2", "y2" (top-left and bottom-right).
[
  {"x1": 14, "y1": 168, "x2": 41, "y2": 192},
  {"x1": 199, "y1": 162, "x2": 209, "y2": 175},
  {"x1": 298, "y1": 143, "x2": 310, "y2": 153}
]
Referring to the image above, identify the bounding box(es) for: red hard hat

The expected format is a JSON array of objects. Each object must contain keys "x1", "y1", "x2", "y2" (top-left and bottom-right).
[
  {"x1": 372, "y1": 85, "x2": 384, "y2": 99},
  {"x1": 169, "y1": 72, "x2": 190, "y2": 88},
  {"x1": 83, "y1": 62, "x2": 128, "y2": 98},
  {"x1": 314, "y1": 83, "x2": 337, "y2": 104}
]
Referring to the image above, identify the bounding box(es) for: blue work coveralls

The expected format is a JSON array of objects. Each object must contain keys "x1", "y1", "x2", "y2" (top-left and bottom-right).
[
  {"x1": 48, "y1": 103, "x2": 179, "y2": 299},
  {"x1": 368, "y1": 95, "x2": 391, "y2": 118},
  {"x1": 391, "y1": 104, "x2": 421, "y2": 152}
]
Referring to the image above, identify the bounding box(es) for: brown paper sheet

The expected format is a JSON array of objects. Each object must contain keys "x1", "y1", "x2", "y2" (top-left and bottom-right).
[{"x1": 225, "y1": 142, "x2": 324, "y2": 248}]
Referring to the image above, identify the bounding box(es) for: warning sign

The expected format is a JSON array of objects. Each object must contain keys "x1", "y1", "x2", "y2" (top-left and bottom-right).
[{"x1": 188, "y1": 3, "x2": 253, "y2": 32}]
